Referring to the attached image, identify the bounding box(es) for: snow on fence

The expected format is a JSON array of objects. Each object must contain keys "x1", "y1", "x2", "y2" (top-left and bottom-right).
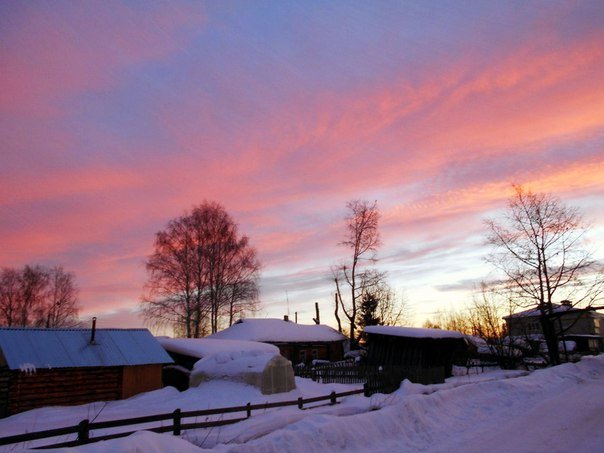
[{"x1": 0, "y1": 388, "x2": 368, "y2": 450}]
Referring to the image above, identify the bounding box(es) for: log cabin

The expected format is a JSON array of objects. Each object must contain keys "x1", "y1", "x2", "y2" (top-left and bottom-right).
[
  {"x1": 0, "y1": 326, "x2": 173, "y2": 417},
  {"x1": 208, "y1": 318, "x2": 347, "y2": 365}
]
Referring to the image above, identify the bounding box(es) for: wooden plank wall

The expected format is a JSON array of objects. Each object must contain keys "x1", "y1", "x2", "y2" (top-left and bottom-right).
[
  {"x1": 7, "y1": 367, "x2": 121, "y2": 416},
  {"x1": 121, "y1": 364, "x2": 163, "y2": 399}
]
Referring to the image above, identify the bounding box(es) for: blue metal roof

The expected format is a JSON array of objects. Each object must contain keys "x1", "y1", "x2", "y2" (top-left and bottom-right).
[{"x1": 0, "y1": 328, "x2": 173, "y2": 370}]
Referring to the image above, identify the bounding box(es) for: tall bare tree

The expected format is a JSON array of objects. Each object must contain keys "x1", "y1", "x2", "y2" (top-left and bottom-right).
[
  {"x1": 485, "y1": 185, "x2": 604, "y2": 364},
  {"x1": 0, "y1": 265, "x2": 79, "y2": 328},
  {"x1": 142, "y1": 202, "x2": 260, "y2": 337},
  {"x1": 333, "y1": 200, "x2": 381, "y2": 347}
]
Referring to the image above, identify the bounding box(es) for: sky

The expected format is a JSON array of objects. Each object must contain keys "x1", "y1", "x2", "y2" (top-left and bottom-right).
[{"x1": 1, "y1": 0, "x2": 604, "y2": 332}]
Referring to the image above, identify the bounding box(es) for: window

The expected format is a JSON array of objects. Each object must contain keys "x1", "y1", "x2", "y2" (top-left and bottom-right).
[
  {"x1": 311, "y1": 349, "x2": 318, "y2": 360},
  {"x1": 299, "y1": 350, "x2": 307, "y2": 363},
  {"x1": 594, "y1": 319, "x2": 600, "y2": 334},
  {"x1": 527, "y1": 321, "x2": 541, "y2": 333}
]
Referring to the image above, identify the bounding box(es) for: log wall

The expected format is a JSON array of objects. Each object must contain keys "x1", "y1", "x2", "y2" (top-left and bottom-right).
[{"x1": 4, "y1": 366, "x2": 121, "y2": 416}]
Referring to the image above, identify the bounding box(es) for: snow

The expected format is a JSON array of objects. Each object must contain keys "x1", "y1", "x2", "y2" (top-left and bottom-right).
[
  {"x1": 364, "y1": 325, "x2": 464, "y2": 339},
  {"x1": 192, "y1": 351, "x2": 277, "y2": 378},
  {"x1": 503, "y1": 303, "x2": 573, "y2": 318},
  {"x1": 208, "y1": 319, "x2": 346, "y2": 342},
  {"x1": 19, "y1": 363, "x2": 37, "y2": 375},
  {"x1": 2, "y1": 356, "x2": 604, "y2": 452},
  {"x1": 157, "y1": 337, "x2": 279, "y2": 359}
]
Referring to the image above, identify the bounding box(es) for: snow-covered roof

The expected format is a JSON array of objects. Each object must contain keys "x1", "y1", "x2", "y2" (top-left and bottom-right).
[
  {"x1": 503, "y1": 303, "x2": 573, "y2": 319},
  {"x1": 0, "y1": 328, "x2": 173, "y2": 370},
  {"x1": 157, "y1": 337, "x2": 279, "y2": 359},
  {"x1": 363, "y1": 325, "x2": 464, "y2": 340},
  {"x1": 207, "y1": 319, "x2": 347, "y2": 343},
  {"x1": 192, "y1": 351, "x2": 281, "y2": 378}
]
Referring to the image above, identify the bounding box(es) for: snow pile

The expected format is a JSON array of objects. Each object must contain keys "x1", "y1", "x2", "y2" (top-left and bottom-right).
[
  {"x1": 364, "y1": 325, "x2": 464, "y2": 339},
  {"x1": 187, "y1": 345, "x2": 296, "y2": 395},
  {"x1": 217, "y1": 356, "x2": 604, "y2": 453},
  {"x1": 49, "y1": 430, "x2": 205, "y2": 453},
  {"x1": 208, "y1": 319, "x2": 346, "y2": 342},
  {"x1": 157, "y1": 337, "x2": 279, "y2": 359},
  {"x1": 192, "y1": 351, "x2": 277, "y2": 378}
]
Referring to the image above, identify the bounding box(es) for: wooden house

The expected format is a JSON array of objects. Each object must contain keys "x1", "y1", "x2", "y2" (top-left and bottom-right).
[
  {"x1": 364, "y1": 326, "x2": 469, "y2": 385},
  {"x1": 0, "y1": 327, "x2": 173, "y2": 417},
  {"x1": 503, "y1": 303, "x2": 604, "y2": 340},
  {"x1": 208, "y1": 318, "x2": 347, "y2": 365}
]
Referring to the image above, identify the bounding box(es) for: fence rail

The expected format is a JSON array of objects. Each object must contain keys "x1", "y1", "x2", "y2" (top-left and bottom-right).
[{"x1": 0, "y1": 388, "x2": 369, "y2": 450}]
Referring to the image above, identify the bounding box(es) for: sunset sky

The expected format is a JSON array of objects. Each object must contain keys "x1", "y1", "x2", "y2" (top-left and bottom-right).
[{"x1": 2, "y1": 1, "x2": 604, "y2": 332}]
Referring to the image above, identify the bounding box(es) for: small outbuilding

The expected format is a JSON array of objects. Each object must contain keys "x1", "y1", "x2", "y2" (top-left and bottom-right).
[
  {"x1": 158, "y1": 337, "x2": 295, "y2": 394},
  {"x1": 208, "y1": 318, "x2": 347, "y2": 364},
  {"x1": 364, "y1": 326, "x2": 469, "y2": 385},
  {"x1": 0, "y1": 327, "x2": 173, "y2": 417}
]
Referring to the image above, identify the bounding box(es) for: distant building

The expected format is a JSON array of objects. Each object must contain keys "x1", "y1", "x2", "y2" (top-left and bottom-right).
[
  {"x1": 503, "y1": 302, "x2": 604, "y2": 354},
  {"x1": 363, "y1": 326, "x2": 469, "y2": 385},
  {"x1": 207, "y1": 318, "x2": 347, "y2": 364},
  {"x1": 0, "y1": 327, "x2": 173, "y2": 417}
]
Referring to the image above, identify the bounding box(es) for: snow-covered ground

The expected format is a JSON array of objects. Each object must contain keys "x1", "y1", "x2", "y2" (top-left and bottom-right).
[{"x1": 2, "y1": 356, "x2": 604, "y2": 452}]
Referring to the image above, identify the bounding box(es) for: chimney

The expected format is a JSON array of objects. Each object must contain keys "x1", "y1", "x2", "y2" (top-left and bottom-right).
[
  {"x1": 283, "y1": 315, "x2": 289, "y2": 322},
  {"x1": 90, "y1": 317, "x2": 97, "y2": 344}
]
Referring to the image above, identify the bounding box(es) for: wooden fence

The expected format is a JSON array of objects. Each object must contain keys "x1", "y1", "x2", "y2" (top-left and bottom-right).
[
  {"x1": 0, "y1": 388, "x2": 367, "y2": 450},
  {"x1": 295, "y1": 361, "x2": 403, "y2": 395}
]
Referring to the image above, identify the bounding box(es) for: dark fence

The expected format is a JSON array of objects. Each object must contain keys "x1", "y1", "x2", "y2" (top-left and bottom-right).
[
  {"x1": 0, "y1": 388, "x2": 369, "y2": 450},
  {"x1": 295, "y1": 361, "x2": 403, "y2": 395}
]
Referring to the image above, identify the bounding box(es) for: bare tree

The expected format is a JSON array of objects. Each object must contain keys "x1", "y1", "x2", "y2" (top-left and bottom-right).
[
  {"x1": 485, "y1": 185, "x2": 604, "y2": 364},
  {"x1": 43, "y1": 266, "x2": 80, "y2": 328},
  {"x1": 333, "y1": 200, "x2": 381, "y2": 347},
  {"x1": 423, "y1": 308, "x2": 473, "y2": 335},
  {"x1": 142, "y1": 202, "x2": 261, "y2": 337},
  {"x1": 468, "y1": 282, "x2": 520, "y2": 368},
  {"x1": 357, "y1": 273, "x2": 410, "y2": 330},
  {"x1": 0, "y1": 268, "x2": 21, "y2": 326},
  {"x1": 0, "y1": 265, "x2": 79, "y2": 328}
]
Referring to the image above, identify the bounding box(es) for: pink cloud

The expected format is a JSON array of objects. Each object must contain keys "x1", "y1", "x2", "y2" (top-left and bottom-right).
[{"x1": 0, "y1": 2, "x2": 204, "y2": 118}]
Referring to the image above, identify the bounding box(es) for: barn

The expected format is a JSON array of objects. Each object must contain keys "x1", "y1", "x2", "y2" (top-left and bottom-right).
[
  {"x1": 364, "y1": 326, "x2": 469, "y2": 385},
  {"x1": 208, "y1": 318, "x2": 347, "y2": 365},
  {"x1": 0, "y1": 327, "x2": 173, "y2": 417}
]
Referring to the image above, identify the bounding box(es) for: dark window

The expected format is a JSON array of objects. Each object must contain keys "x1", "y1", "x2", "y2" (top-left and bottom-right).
[
  {"x1": 311, "y1": 349, "x2": 318, "y2": 360},
  {"x1": 299, "y1": 350, "x2": 307, "y2": 363}
]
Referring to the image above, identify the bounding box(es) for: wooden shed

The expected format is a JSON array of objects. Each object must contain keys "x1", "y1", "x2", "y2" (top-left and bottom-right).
[
  {"x1": 364, "y1": 326, "x2": 469, "y2": 385},
  {"x1": 208, "y1": 319, "x2": 347, "y2": 365},
  {"x1": 0, "y1": 327, "x2": 173, "y2": 417}
]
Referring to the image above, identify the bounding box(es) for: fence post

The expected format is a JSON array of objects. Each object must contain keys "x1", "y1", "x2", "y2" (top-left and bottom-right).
[
  {"x1": 173, "y1": 408, "x2": 181, "y2": 436},
  {"x1": 77, "y1": 419, "x2": 90, "y2": 444},
  {"x1": 246, "y1": 402, "x2": 251, "y2": 418},
  {"x1": 298, "y1": 397, "x2": 304, "y2": 410},
  {"x1": 330, "y1": 391, "x2": 336, "y2": 405},
  {"x1": 363, "y1": 382, "x2": 370, "y2": 397}
]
